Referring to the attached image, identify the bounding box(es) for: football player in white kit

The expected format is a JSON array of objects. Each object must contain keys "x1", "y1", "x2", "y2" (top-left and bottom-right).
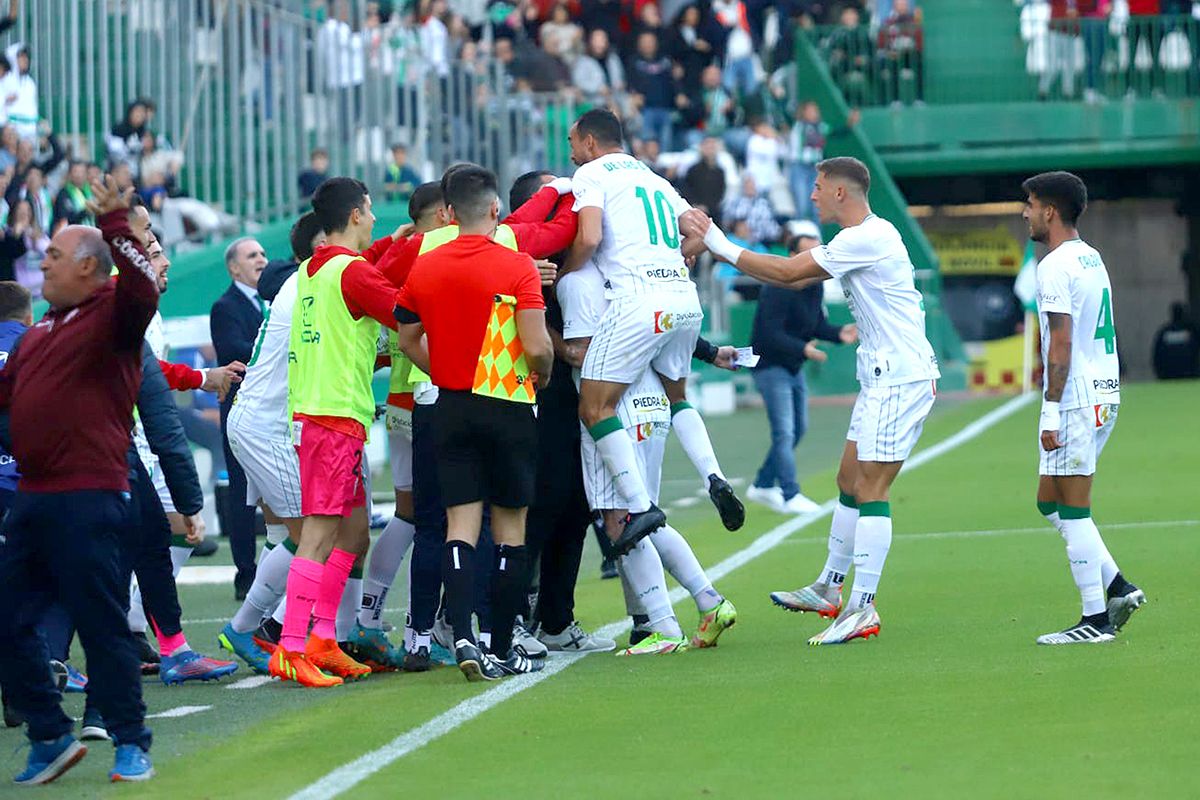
[
  {"x1": 558, "y1": 262, "x2": 738, "y2": 655},
  {"x1": 566, "y1": 109, "x2": 743, "y2": 556},
  {"x1": 686, "y1": 157, "x2": 939, "y2": 645},
  {"x1": 219, "y1": 213, "x2": 326, "y2": 672},
  {"x1": 1021, "y1": 171, "x2": 1145, "y2": 645}
]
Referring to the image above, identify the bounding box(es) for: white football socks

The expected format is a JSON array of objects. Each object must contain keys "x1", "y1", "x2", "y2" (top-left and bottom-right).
[
  {"x1": 651, "y1": 524, "x2": 722, "y2": 612},
  {"x1": 848, "y1": 502, "x2": 892, "y2": 610},
  {"x1": 620, "y1": 539, "x2": 679, "y2": 635},
  {"x1": 590, "y1": 418, "x2": 652, "y2": 513},
  {"x1": 1059, "y1": 507, "x2": 1107, "y2": 617},
  {"x1": 1042, "y1": 501, "x2": 1120, "y2": 593},
  {"x1": 670, "y1": 403, "x2": 724, "y2": 482},
  {"x1": 336, "y1": 575, "x2": 363, "y2": 641},
  {"x1": 358, "y1": 515, "x2": 415, "y2": 629},
  {"x1": 231, "y1": 540, "x2": 294, "y2": 633},
  {"x1": 816, "y1": 495, "x2": 858, "y2": 588}
]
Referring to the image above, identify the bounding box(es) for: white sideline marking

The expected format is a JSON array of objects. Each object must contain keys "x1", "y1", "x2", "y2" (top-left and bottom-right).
[
  {"x1": 176, "y1": 565, "x2": 237, "y2": 585},
  {"x1": 226, "y1": 675, "x2": 274, "y2": 690},
  {"x1": 778, "y1": 518, "x2": 1200, "y2": 547},
  {"x1": 289, "y1": 393, "x2": 1036, "y2": 800},
  {"x1": 183, "y1": 607, "x2": 405, "y2": 627},
  {"x1": 148, "y1": 705, "x2": 212, "y2": 720}
]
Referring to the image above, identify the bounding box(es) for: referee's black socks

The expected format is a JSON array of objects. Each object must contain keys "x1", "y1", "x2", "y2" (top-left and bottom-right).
[
  {"x1": 443, "y1": 541, "x2": 478, "y2": 645},
  {"x1": 489, "y1": 544, "x2": 528, "y2": 658}
]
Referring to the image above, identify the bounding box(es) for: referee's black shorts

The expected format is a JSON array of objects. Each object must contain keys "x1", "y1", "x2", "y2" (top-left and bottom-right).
[{"x1": 433, "y1": 390, "x2": 537, "y2": 509}]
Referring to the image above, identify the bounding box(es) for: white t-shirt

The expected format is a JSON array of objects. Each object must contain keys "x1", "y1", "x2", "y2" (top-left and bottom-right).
[
  {"x1": 572, "y1": 152, "x2": 695, "y2": 299},
  {"x1": 1036, "y1": 238, "x2": 1121, "y2": 409},
  {"x1": 133, "y1": 310, "x2": 168, "y2": 468},
  {"x1": 744, "y1": 133, "x2": 783, "y2": 194},
  {"x1": 557, "y1": 264, "x2": 671, "y2": 428},
  {"x1": 229, "y1": 271, "x2": 297, "y2": 439},
  {"x1": 811, "y1": 214, "x2": 940, "y2": 388}
]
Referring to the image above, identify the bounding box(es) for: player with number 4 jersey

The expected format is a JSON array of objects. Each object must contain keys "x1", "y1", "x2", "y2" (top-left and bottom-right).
[{"x1": 1021, "y1": 171, "x2": 1144, "y2": 647}]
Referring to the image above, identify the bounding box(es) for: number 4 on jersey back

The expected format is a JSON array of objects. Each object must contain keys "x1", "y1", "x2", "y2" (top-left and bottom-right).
[{"x1": 1094, "y1": 287, "x2": 1115, "y2": 355}]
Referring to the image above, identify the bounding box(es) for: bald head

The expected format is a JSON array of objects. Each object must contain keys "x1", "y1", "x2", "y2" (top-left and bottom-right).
[{"x1": 41, "y1": 226, "x2": 114, "y2": 309}]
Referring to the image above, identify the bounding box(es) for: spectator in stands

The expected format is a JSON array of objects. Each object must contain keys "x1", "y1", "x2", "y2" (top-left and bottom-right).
[
  {"x1": 418, "y1": 0, "x2": 451, "y2": 79},
  {"x1": 1124, "y1": 0, "x2": 1162, "y2": 96},
  {"x1": 106, "y1": 100, "x2": 153, "y2": 176},
  {"x1": 682, "y1": 135, "x2": 728, "y2": 223},
  {"x1": 722, "y1": 173, "x2": 780, "y2": 244},
  {"x1": 667, "y1": 5, "x2": 718, "y2": 89},
  {"x1": 383, "y1": 143, "x2": 422, "y2": 205},
  {"x1": 629, "y1": 31, "x2": 678, "y2": 150},
  {"x1": 0, "y1": 197, "x2": 28, "y2": 282},
  {"x1": 8, "y1": 132, "x2": 64, "y2": 208},
  {"x1": 1045, "y1": 0, "x2": 1083, "y2": 99},
  {"x1": 6, "y1": 199, "x2": 46, "y2": 296},
  {"x1": 3, "y1": 44, "x2": 36, "y2": 141},
  {"x1": 15, "y1": 166, "x2": 49, "y2": 233},
  {"x1": 825, "y1": 5, "x2": 875, "y2": 107},
  {"x1": 744, "y1": 119, "x2": 786, "y2": 202},
  {"x1": 53, "y1": 160, "x2": 93, "y2": 227},
  {"x1": 571, "y1": 28, "x2": 626, "y2": 104},
  {"x1": 747, "y1": 229, "x2": 857, "y2": 513},
  {"x1": 540, "y1": 2, "x2": 583, "y2": 63},
  {"x1": 1077, "y1": 0, "x2": 1110, "y2": 104},
  {"x1": 713, "y1": 0, "x2": 760, "y2": 99},
  {"x1": 632, "y1": 2, "x2": 667, "y2": 47},
  {"x1": 878, "y1": 0, "x2": 924, "y2": 105},
  {"x1": 786, "y1": 100, "x2": 826, "y2": 221},
  {"x1": 579, "y1": 0, "x2": 623, "y2": 44},
  {"x1": 689, "y1": 64, "x2": 738, "y2": 149},
  {"x1": 1152, "y1": 302, "x2": 1200, "y2": 379},
  {"x1": 111, "y1": 161, "x2": 136, "y2": 194},
  {"x1": 319, "y1": 0, "x2": 366, "y2": 120},
  {"x1": 0, "y1": 125, "x2": 16, "y2": 173},
  {"x1": 298, "y1": 147, "x2": 329, "y2": 199}
]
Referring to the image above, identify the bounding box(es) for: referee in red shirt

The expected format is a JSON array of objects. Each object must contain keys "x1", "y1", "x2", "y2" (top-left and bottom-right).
[{"x1": 396, "y1": 165, "x2": 553, "y2": 682}]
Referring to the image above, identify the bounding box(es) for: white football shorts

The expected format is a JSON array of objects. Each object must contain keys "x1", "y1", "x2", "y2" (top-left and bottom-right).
[
  {"x1": 848, "y1": 380, "x2": 937, "y2": 463},
  {"x1": 1039, "y1": 403, "x2": 1118, "y2": 477},
  {"x1": 386, "y1": 404, "x2": 414, "y2": 492},
  {"x1": 227, "y1": 413, "x2": 303, "y2": 519},
  {"x1": 580, "y1": 290, "x2": 703, "y2": 385}
]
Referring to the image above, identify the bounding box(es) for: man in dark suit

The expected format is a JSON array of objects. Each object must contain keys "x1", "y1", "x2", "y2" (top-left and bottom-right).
[{"x1": 210, "y1": 237, "x2": 267, "y2": 599}]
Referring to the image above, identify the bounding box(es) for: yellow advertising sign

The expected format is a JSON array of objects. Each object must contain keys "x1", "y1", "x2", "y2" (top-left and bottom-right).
[{"x1": 927, "y1": 227, "x2": 1024, "y2": 277}]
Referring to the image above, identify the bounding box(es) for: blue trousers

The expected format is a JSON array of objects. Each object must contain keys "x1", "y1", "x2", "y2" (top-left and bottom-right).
[
  {"x1": 0, "y1": 490, "x2": 151, "y2": 750},
  {"x1": 752, "y1": 366, "x2": 809, "y2": 500}
]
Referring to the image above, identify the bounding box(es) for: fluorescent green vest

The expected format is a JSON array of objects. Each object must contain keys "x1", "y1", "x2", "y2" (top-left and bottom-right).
[
  {"x1": 405, "y1": 224, "x2": 521, "y2": 387},
  {"x1": 288, "y1": 254, "x2": 380, "y2": 430}
]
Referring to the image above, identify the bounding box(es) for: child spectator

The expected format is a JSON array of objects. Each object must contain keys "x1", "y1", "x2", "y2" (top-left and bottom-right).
[
  {"x1": 786, "y1": 101, "x2": 826, "y2": 221},
  {"x1": 383, "y1": 144, "x2": 422, "y2": 205},
  {"x1": 298, "y1": 147, "x2": 329, "y2": 199}
]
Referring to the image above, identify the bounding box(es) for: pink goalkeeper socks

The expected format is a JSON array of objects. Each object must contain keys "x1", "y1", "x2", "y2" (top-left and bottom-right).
[
  {"x1": 311, "y1": 548, "x2": 356, "y2": 642},
  {"x1": 279, "y1": 557, "x2": 324, "y2": 652}
]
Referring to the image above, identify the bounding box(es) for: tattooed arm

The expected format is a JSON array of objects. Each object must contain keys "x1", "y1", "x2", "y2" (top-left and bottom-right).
[{"x1": 1040, "y1": 311, "x2": 1072, "y2": 451}]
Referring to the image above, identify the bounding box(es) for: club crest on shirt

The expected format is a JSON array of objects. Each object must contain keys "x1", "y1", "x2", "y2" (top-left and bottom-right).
[
  {"x1": 653, "y1": 311, "x2": 673, "y2": 333},
  {"x1": 635, "y1": 422, "x2": 654, "y2": 441}
]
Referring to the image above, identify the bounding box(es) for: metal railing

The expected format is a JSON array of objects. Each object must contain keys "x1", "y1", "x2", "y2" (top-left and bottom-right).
[
  {"x1": 11, "y1": 0, "x2": 585, "y2": 235},
  {"x1": 806, "y1": 15, "x2": 1200, "y2": 107}
]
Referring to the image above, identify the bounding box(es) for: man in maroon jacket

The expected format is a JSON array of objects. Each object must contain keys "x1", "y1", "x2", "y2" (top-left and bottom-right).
[{"x1": 0, "y1": 176, "x2": 158, "y2": 785}]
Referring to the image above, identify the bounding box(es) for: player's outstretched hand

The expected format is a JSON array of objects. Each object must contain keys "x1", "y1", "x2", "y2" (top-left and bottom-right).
[
  {"x1": 803, "y1": 341, "x2": 829, "y2": 363},
  {"x1": 183, "y1": 512, "x2": 206, "y2": 545},
  {"x1": 712, "y1": 345, "x2": 739, "y2": 371},
  {"x1": 392, "y1": 222, "x2": 416, "y2": 240},
  {"x1": 840, "y1": 324, "x2": 859, "y2": 344},
  {"x1": 535, "y1": 259, "x2": 558, "y2": 286},
  {"x1": 548, "y1": 176, "x2": 573, "y2": 195},
  {"x1": 204, "y1": 361, "x2": 246, "y2": 402},
  {"x1": 86, "y1": 174, "x2": 134, "y2": 217},
  {"x1": 1040, "y1": 430, "x2": 1063, "y2": 451},
  {"x1": 679, "y1": 208, "x2": 712, "y2": 240}
]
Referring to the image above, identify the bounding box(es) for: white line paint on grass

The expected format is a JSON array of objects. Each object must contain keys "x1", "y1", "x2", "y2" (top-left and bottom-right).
[
  {"x1": 176, "y1": 565, "x2": 238, "y2": 585},
  {"x1": 226, "y1": 675, "x2": 274, "y2": 690},
  {"x1": 290, "y1": 393, "x2": 1036, "y2": 800},
  {"x1": 148, "y1": 705, "x2": 212, "y2": 719}
]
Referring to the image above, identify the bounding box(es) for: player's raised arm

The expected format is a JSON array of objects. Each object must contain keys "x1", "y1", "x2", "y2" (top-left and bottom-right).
[
  {"x1": 563, "y1": 205, "x2": 602, "y2": 273},
  {"x1": 680, "y1": 209, "x2": 831, "y2": 288}
]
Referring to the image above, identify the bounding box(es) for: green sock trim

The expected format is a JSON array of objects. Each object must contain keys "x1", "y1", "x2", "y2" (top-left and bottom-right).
[
  {"x1": 263, "y1": 541, "x2": 276, "y2": 551},
  {"x1": 1036, "y1": 500, "x2": 1058, "y2": 517},
  {"x1": 670, "y1": 401, "x2": 693, "y2": 417},
  {"x1": 1059, "y1": 505, "x2": 1091, "y2": 520},
  {"x1": 838, "y1": 492, "x2": 858, "y2": 509},
  {"x1": 350, "y1": 565, "x2": 364, "y2": 579},
  {"x1": 282, "y1": 537, "x2": 299, "y2": 554},
  {"x1": 858, "y1": 501, "x2": 891, "y2": 518},
  {"x1": 587, "y1": 416, "x2": 624, "y2": 440},
  {"x1": 170, "y1": 534, "x2": 194, "y2": 548}
]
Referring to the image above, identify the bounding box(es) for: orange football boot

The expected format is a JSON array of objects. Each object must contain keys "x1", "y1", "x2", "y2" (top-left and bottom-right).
[
  {"x1": 268, "y1": 646, "x2": 343, "y2": 688},
  {"x1": 305, "y1": 636, "x2": 372, "y2": 680}
]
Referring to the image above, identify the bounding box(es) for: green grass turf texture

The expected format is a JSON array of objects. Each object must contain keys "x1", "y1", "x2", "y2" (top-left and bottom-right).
[{"x1": 3, "y1": 381, "x2": 1196, "y2": 799}]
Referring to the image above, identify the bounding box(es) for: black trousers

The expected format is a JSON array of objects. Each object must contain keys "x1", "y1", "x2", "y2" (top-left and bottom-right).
[
  {"x1": 0, "y1": 490, "x2": 151, "y2": 749},
  {"x1": 220, "y1": 401, "x2": 257, "y2": 584},
  {"x1": 525, "y1": 392, "x2": 591, "y2": 635},
  {"x1": 410, "y1": 402, "x2": 494, "y2": 635}
]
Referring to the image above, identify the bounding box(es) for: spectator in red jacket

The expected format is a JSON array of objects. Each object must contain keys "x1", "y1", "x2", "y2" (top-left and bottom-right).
[{"x1": 1125, "y1": 0, "x2": 1162, "y2": 95}]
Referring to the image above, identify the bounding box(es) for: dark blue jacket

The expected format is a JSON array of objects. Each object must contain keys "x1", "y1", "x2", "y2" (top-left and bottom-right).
[
  {"x1": 750, "y1": 284, "x2": 843, "y2": 373},
  {"x1": 0, "y1": 319, "x2": 27, "y2": 492},
  {"x1": 209, "y1": 281, "x2": 264, "y2": 414},
  {"x1": 128, "y1": 342, "x2": 203, "y2": 515}
]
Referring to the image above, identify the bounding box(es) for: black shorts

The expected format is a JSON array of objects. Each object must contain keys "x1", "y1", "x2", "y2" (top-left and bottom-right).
[{"x1": 432, "y1": 390, "x2": 537, "y2": 509}]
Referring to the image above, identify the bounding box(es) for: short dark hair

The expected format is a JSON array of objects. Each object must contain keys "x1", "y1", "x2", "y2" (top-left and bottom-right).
[
  {"x1": 440, "y1": 162, "x2": 475, "y2": 199},
  {"x1": 311, "y1": 177, "x2": 369, "y2": 234},
  {"x1": 408, "y1": 181, "x2": 444, "y2": 223},
  {"x1": 391, "y1": 142, "x2": 407, "y2": 152},
  {"x1": 0, "y1": 280, "x2": 31, "y2": 322},
  {"x1": 310, "y1": 147, "x2": 328, "y2": 160},
  {"x1": 444, "y1": 165, "x2": 498, "y2": 225},
  {"x1": 574, "y1": 108, "x2": 623, "y2": 148},
  {"x1": 817, "y1": 157, "x2": 870, "y2": 193},
  {"x1": 509, "y1": 170, "x2": 553, "y2": 214},
  {"x1": 290, "y1": 211, "x2": 325, "y2": 262},
  {"x1": 1022, "y1": 171, "x2": 1087, "y2": 226}
]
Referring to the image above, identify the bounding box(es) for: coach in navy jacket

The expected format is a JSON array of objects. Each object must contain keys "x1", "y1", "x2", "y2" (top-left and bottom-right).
[{"x1": 209, "y1": 237, "x2": 267, "y2": 599}]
